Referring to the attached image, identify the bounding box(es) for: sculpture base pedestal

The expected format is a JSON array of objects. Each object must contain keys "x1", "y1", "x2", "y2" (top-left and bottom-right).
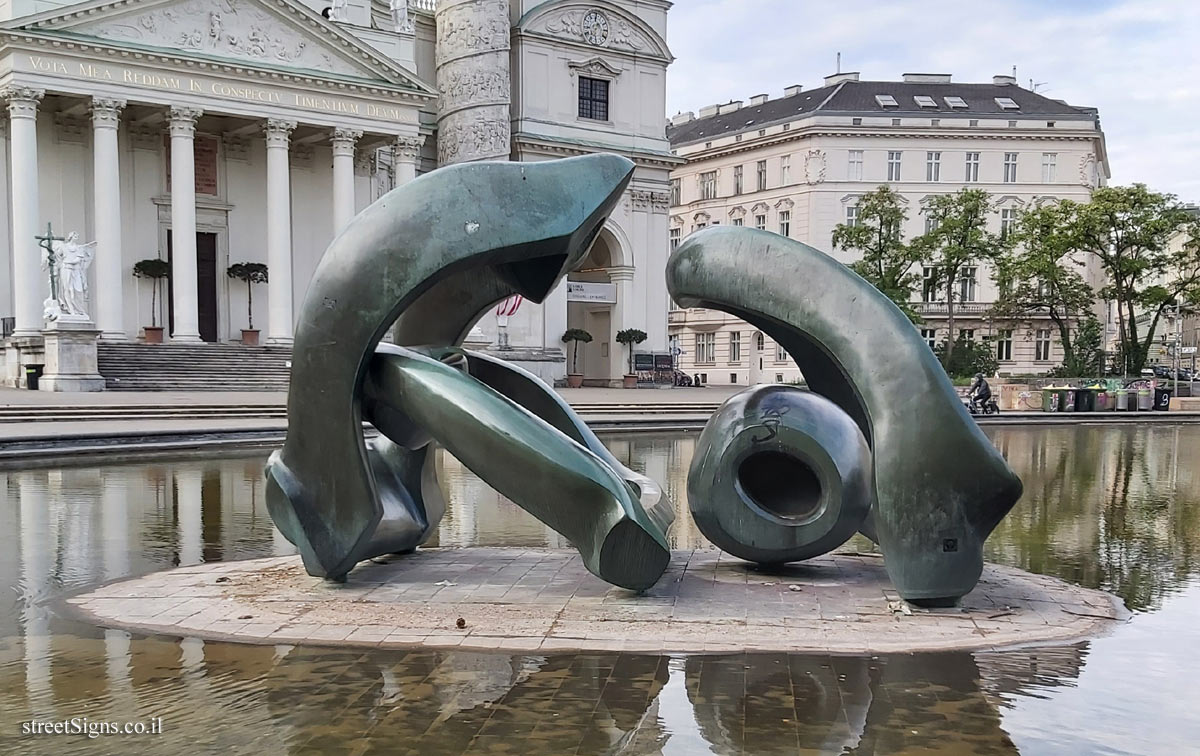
[
  {"x1": 3, "y1": 334, "x2": 45, "y2": 389},
  {"x1": 40, "y1": 318, "x2": 105, "y2": 392}
]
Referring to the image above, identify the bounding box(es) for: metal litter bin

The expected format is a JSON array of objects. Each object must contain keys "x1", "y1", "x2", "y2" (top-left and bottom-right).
[
  {"x1": 24, "y1": 364, "x2": 43, "y2": 390},
  {"x1": 1137, "y1": 387, "x2": 1153, "y2": 411},
  {"x1": 1155, "y1": 387, "x2": 1173, "y2": 411},
  {"x1": 1115, "y1": 388, "x2": 1129, "y2": 411}
]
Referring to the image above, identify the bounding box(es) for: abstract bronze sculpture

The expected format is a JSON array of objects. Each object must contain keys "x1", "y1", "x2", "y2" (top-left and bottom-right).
[
  {"x1": 669, "y1": 227, "x2": 1023, "y2": 606},
  {"x1": 266, "y1": 155, "x2": 673, "y2": 590}
]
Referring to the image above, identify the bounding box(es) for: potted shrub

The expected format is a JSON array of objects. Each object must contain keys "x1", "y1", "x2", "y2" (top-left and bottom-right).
[
  {"x1": 561, "y1": 328, "x2": 592, "y2": 388},
  {"x1": 132, "y1": 258, "x2": 170, "y2": 343},
  {"x1": 616, "y1": 328, "x2": 648, "y2": 389},
  {"x1": 226, "y1": 262, "x2": 269, "y2": 345}
]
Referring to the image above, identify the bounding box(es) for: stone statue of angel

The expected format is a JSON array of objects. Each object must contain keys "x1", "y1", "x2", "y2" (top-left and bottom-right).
[
  {"x1": 390, "y1": 0, "x2": 412, "y2": 33},
  {"x1": 47, "y1": 232, "x2": 97, "y2": 319},
  {"x1": 328, "y1": 0, "x2": 348, "y2": 22}
]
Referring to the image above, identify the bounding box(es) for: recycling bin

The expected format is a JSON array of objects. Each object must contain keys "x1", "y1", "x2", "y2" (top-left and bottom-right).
[
  {"x1": 1061, "y1": 389, "x2": 1076, "y2": 412},
  {"x1": 24, "y1": 364, "x2": 43, "y2": 391},
  {"x1": 1073, "y1": 388, "x2": 1096, "y2": 412},
  {"x1": 1154, "y1": 387, "x2": 1173, "y2": 411},
  {"x1": 1041, "y1": 388, "x2": 1059, "y2": 412},
  {"x1": 1137, "y1": 387, "x2": 1153, "y2": 411},
  {"x1": 1114, "y1": 388, "x2": 1129, "y2": 411}
]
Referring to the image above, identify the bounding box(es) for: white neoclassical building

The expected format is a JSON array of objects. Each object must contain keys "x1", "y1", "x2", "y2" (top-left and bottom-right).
[
  {"x1": 0, "y1": 0, "x2": 677, "y2": 388},
  {"x1": 667, "y1": 72, "x2": 1110, "y2": 383}
]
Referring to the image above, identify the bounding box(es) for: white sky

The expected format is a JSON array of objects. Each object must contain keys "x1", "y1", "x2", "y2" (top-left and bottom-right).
[{"x1": 665, "y1": 0, "x2": 1200, "y2": 203}]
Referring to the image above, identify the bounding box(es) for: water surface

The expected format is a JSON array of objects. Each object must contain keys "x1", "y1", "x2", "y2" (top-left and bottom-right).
[{"x1": 2, "y1": 425, "x2": 1198, "y2": 754}]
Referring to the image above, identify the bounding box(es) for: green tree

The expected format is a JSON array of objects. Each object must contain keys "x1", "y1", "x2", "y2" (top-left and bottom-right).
[
  {"x1": 934, "y1": 333, "x2": 998, "y2": 379},
  {"x1": 561, "y1": 328, "x2": 592, "y2": 374},
  {"x1": 1068, "y1": 184, "x2": 1200, "y2": 373},
  {"x1": 992, "y1": 202, "x2": 1099, "y2": 376},
  {"x1": 226, "y1": 262, "x2": 269, "y2": 330},
  {"x1": 830, "y1": 185, "x2": 925, "y2": 322},
  {"x1": 615, "y1": 328, "x2": 647, "y2": 375},
  {"x1": 914, "y1": 189, "x2": 1007, "y2": 364}
]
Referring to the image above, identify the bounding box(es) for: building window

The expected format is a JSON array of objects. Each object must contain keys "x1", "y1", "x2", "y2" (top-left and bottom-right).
[
  {"x1": 1008, "y1": 120, "x2": 1017, "y2": 128},
  {"x1": 969, "y1": 119, "x2": 979, "y2": 127},
  {"x1": 945, "y1": 96, "x2": 968, "y2": 109},
  {"x1": 1003, "y1": 152, "x2": 1018, "y2": 183},
  {"x1": 1047, "y1": 121, "x2": 1056, "y2": 128},
  {"x1": 696, "y1": 332, "x2": 716, "y2": 364},
  {"x1": 669, "y1": 227, "x2": 681, "y2": 251},
  {"x1": 1042, "y1": 152, "x2": 1057, "y2": 183},
  {"x1": 1001, "y1": 208, "x2": 1018, "y2": 238},
  {"x1": 779, "y1": 210, "x2": 791, "y2": 237},
  {"x1": 930, "y1": 118, "x2": 940, "y2": 127},
  {"x1": 887, "y1": 151, "x2": 902, "y2": 181},
  {"x1": 782, "y1": 124, "x2": 790, "y2": 132},
  {"x1": 924, "y1": 215, "x2": 940, "y2": 234},
  {"x1": 891, "y1": 118, "x2": 901, "y2": 126},
  {"x1": 729, "y1": 331, "x2": 742, "y2": 362},
  {"x1": 965, "y1": 152, "x2": 980, "y2": 182},
  {"x1": 1035, "y1": 329, "x2": 1052, "y2": 361},
  {"x1": 961, "y1": 329, "x2": 976, "y2": 342},
  {"x1": 755, "y1": 214, "x2": 767, "y2": 231},
  {"x1": 926, "y1": 151, "x2": 941, "y2": 182},
  {"x1": 730, "y1": 373, "x2": 738, "y2": 383},
  {"x1": 700, "y1": 171, "x2": 717, "y2": 200},
  {"x1": 959, "y1": 266, "x2": 977, "y2": 302},
  {"x1": 733, "y1": 165, "x2": 744, "y2": 195},
  {"x1": 781, "y1": 155, "x2": 791, "y2": 184},
  {"x1": 848, "y1": 150, "x2": 863, "y2": 180},
  {"x1": 852, "y1": 117, "x2": 863, "y2": 126},
  {"x1": 731, "y1": 217, "x2": 744, "y2": 227},
  {"x1": 922, "y1": 266, "x2": 939, "y2": 302},
  {"x1": 921, "y1": 328, "x2": 937, "y2": 349},
  {"x1": 846, "y1": 206, "x2": 860, "y2": 227},
  {"x1": 758, "y1": 129, "x2": 766, "y2": 137},
  {"x1": 735, "y1": 134, "x2": 742, "y2": 143},
  {"x1": 670, "y1": 178, "x2": 681, "y2": 205},
  {"x1": 705, "y1": 142, "x2": 712, "y2": 149},
  {"x1": 996, "y1": 329, "x2": 1013, "y2": 361},
  {"x1": 756, "y1": 160, "x2": 767, "y2": 191},
  {"x1": 578, "y1": 76, "x2": 610, "y2": 121},
  {"x1": 776, "y1": 343, "x2": 788, "y2": 362}
]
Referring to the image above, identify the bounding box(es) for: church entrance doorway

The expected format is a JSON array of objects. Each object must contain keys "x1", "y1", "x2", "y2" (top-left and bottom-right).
[{"x1": 167, "y1": 231, "x2": 219, "y2": 343}]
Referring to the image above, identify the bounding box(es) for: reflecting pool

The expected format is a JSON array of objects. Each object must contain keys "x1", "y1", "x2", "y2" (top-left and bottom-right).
[{"x1": 3, "y1": 425, "x2": 1199, "y2": 754}]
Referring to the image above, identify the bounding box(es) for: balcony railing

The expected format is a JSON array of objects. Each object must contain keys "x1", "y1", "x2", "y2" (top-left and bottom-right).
[
  {"x1": 914, "y1": 302, "x2": 991, "y2": 316},
  {"x1": 409, "y1": 0, "x2": 436, "y2": 14}
]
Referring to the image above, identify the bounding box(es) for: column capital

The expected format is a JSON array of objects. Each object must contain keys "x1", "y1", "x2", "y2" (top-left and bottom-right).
[
  {"x1": 90, "y1": 97, "x2": 126, "y2": 129},
  {"x1": 264, "y1": 118, "x2": 297, "y2": 148},
  {"x1": 4, "y1": 86, "x2": 44, "y2": 119},
  {"x1": 331, "y1": 127, "x2": 361, "y2": 158},
  {"x1": 608, "y1": 266, "x2": 636, "y2": 282},
  {"x1": 395, "y1": 134, "x2": 426, "y2": 161},
  {"x1": 167, "y1": 106, "x2": 202, "y2": 138}
]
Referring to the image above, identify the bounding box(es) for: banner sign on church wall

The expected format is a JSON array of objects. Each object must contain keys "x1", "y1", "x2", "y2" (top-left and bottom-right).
[{"x1": 566, "y1": 282, "x2": 616, "y2": 304}]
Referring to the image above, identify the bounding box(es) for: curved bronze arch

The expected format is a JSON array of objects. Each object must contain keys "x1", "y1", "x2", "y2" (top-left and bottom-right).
[
  {"x1": 266, "y1": 154, "x2": 676, "y2": 586},
  {"x1": 668, "y1": 227, "x2": 1022, "y2": 604}
]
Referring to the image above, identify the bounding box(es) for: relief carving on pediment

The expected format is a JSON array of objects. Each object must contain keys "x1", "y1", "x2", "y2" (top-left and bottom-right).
[
  {"x1": 540, "y1": 10, "x2": 649, "y2": 52},
  {"x1": 74, "y1": 0, "x2": 361, "y2": 77}
]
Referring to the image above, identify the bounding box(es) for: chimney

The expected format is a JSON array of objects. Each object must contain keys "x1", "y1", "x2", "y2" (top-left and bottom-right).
[
  {"x1": 698, "y1": 104, "x2": 720, "y2": 118},
  {"x1": 993, "y1": 75, "x2": 1017, "y2": 86},
  {"x1": 823, "y1": 71, "x2": 860, "y2": 86},
  {"x1": 718, "y1": 100, "x2": 743, "y2": 115},
  {"x1": 783, "y1": 84, "x2": 803, "y2": 97},
  {"x1": 749, "y1": 93, "x2": 769, "y2": 106},
  {"x1": 670, "y1": 111, "x2": 695, "y2": 126},
  {"x1": 902, "y1": 73, "x2": 952, "y2": 83}
]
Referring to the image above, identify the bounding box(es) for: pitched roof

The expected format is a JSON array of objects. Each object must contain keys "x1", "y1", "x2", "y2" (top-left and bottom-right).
[{"x1": 668, "y1": 79, "x2": 1097, "y2": 147}]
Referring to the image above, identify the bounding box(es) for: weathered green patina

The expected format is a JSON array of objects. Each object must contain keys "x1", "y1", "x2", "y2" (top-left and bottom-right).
[{"x1": 669, "y1": 227, "x2": 1022, "y2": 605}]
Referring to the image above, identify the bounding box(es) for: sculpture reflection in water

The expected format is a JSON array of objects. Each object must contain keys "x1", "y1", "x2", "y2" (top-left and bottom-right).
[
  {"x1": 669, "y1": 227, "x2": 1024, "y2": 606},
  {"x1": 265, "y1": 154, "x2": 673, "y2": 591}
]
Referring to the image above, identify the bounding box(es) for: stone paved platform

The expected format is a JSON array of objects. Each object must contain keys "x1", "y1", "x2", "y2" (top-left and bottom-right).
[{"x1": 67, "y1": 547, "x2": 1123, "y2": 654}]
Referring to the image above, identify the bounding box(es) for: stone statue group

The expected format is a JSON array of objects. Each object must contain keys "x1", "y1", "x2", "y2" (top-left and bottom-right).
[
  {"x1": 266, "y1": 155, "x2": 1022, "y2": 607},
  {"x1": 40, "y1": 230, "x2": 96, "y2": 322}
]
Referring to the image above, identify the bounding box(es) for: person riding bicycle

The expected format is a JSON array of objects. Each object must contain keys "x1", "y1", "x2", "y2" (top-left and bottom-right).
[{"x1": 968, "y1": 372, "x2": 992, "y2": 411}]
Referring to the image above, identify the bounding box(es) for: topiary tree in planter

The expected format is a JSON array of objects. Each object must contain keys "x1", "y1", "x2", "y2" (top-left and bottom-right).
[
  {"x1": 227, "y1": 262, "x2": 269, "y2": 345},
  {"x1": 561, "y1": 328, "x2": 593, "y2": 387},
  {"x1": 132, "y1": 258, "x2": 170, "y2": 342},
  {"x1": 616, "y1": 328, "x2": 648, "y2": 388}
]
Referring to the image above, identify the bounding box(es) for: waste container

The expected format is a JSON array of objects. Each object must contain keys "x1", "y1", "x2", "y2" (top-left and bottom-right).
[
  {"x1": 1095, "y1": 390, "x2": 1110, "y2": 411},
  {"x1": 24, "y1": 364, "x2": 43, "y2": 391},
  {"x1": 1073, "y1": 388, "x2": 1096, "y2": 412},
  {"x1": 1114, "y1": 388, "x2": 1129, "y2": 411},
  {"x1": 1041, "y1": 388, "x2": 1059, "y2": 412},
  {"x1": 1136, "y1": 387, "x2": 1153, "y2": 411},
  {"x1": 1061, "y1": 388, "x2": 1076, "y2": 412},
  {"x1": 1154, "y1": 387, "x2": 1173, "y2": 411}
]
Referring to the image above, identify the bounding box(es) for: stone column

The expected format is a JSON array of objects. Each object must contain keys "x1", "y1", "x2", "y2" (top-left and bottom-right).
[
  {"x1": 394, "y1": 135, "x2": 425, "y2": 185},
  {"x1": 609, "y1": 267, "x2": 637, "y2": 384},
  {"x1": 331, "y1": 127, "x2": 360, "y2": 234},
  {"x1": 91, "y1": 97, "x2": 127, "y2": 340},
  {"x1": 435, "y1": 0, "x2": 511, "y2": 166},
  {"x1": 6, "y1": 87, "x2": 44, "y2": 338},
  {"x1": 168, "y1": 106, "x2": 203, "y2": 342},
  {"x1": 264, "y1": 119, "x2": 296, "y2": 344}
]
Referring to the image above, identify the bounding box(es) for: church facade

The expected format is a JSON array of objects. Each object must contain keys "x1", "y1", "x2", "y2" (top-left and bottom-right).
[{"x1": 0, "y1": 0, "x2": 677, "y2": 387}]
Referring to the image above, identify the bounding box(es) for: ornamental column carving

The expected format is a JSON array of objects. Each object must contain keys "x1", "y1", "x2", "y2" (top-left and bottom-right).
[
  {"x1": 330, "y1": 127, "x2": 361, "y2": 233},
  {"x1": 264, "y1": 119, "x2": 296, "y2": 344},
  {"x1": 435, "y1": 0, "x2": 511, "y2": 166},
  {"x1": 91, "y1": 97, "x2": 127, "y2": 340},
  {"x1": 167, "y1": 106, "x2": 202, "y2": 342},
  {"x1": 394, "y1": 134, "x2": 425, "y2": 185},
  {"x1": 5, "y1": 86, "x2": 44, "y2": 338}
]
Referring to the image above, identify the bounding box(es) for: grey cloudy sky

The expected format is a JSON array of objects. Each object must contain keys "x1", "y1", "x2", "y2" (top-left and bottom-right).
[{"x1": 665, "y1": 0, "x2": 1200, "y2": 202}]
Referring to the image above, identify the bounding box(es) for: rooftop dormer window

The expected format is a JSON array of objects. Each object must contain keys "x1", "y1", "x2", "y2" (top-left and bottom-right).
[
  {"x1": 995, "y1": 97, "x2": 1020, "y2": 110},
  {"x1": 914, "y1": 95, "x2": 937, "y2": 108},
  {"x1": 875, "y1": 94, "x2": 899, "y2": 108},
  {"x1": 944, "y1": 96, "x2": 968, "y2": 109}
]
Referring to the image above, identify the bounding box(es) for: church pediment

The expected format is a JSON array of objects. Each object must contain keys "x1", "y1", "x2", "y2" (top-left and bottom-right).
[
  {"x1": 11, "y1": 0, "x2": 433, "y2": 93},
  {"x1": 517, "y1": 1, "x2": 672, "y2": 62}
]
